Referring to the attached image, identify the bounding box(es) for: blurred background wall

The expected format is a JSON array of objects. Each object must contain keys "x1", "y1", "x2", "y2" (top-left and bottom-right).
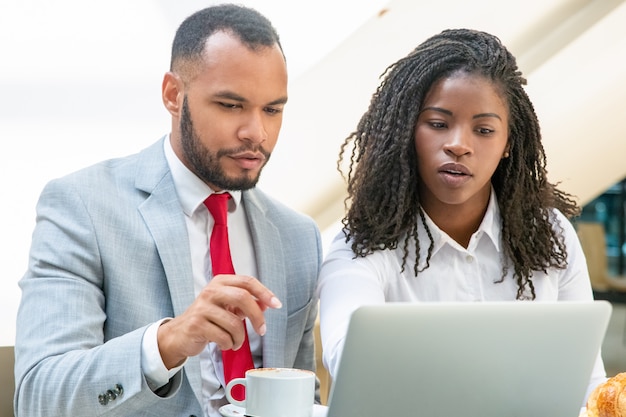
[{"x1": 1, "y1": 0, "x2": 626, "y2": 346}]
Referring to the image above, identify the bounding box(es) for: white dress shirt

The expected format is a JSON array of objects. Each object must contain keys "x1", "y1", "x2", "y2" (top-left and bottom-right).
[
  {"x1": 141, "y1": 137, "x2": 261, "y2": 417},
  {"x1": 317, "y1": 190, "x2": 606, "y2": 401}
]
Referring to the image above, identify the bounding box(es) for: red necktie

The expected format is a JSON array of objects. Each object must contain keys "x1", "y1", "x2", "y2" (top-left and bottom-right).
[{"x1": 204, "y1": 193, "x2": 254, "y2": 401}]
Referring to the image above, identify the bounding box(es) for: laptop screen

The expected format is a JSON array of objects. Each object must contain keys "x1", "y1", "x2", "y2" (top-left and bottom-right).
[{"x1": 326, "y1": 301, "x2": 611, "y2": 417}]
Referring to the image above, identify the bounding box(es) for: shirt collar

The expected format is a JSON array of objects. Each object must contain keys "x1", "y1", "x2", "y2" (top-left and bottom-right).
[
  {"x1": 418, "y1": 187, "x2": 502, "y2": 255},
  {"x1": 480, "y1": 188, "x2": 502, "y2": 251},
  {"x1": 163, "y1": 135, "x2": 242, "y2": 217}
]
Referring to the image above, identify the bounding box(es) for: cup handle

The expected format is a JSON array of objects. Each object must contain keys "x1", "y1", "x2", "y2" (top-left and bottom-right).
[{"x1": 225, "y1": 378, "x2": 247, "y2": 408}]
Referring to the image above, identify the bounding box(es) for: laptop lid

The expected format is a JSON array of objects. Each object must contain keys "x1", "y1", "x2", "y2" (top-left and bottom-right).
[{"x1": 326, "y1": 301, "x2": 612, "y2": 417}]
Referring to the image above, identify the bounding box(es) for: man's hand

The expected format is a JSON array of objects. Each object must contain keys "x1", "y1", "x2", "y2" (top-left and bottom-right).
[{"x1": 156, "y1": 274, "x2": 282, "y2": 369}]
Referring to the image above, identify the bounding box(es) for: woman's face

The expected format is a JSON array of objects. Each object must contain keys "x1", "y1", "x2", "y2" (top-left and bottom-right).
[{"x1": 414, "y1": 72, "x2": 510, "y2": 217}]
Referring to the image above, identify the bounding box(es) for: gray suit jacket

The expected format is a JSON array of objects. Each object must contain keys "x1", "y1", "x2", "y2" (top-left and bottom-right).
[{"x1": 14, "y1": 138, "x2": 322, "y2": 416}]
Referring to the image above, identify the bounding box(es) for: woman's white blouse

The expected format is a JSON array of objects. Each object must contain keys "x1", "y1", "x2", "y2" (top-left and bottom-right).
[{"x1": 317, "y1": 192, "x2": 606, "y2": 401}]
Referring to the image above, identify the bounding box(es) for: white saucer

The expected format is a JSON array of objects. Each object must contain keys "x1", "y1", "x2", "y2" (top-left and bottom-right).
[
  {"x1": 218, "y1": 404, "x2": 246, "y2": 417},
  {"x1": 218, "y1": 403, "x2": 328, "y2": 417}
]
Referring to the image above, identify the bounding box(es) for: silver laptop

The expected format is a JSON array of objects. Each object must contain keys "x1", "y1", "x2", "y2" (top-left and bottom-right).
[{"x1": 326, "y1": 301, "x2": 612, "y2": 417}]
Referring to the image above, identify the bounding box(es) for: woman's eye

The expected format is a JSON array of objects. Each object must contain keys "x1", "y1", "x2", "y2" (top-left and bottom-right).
[
  {"x1": 430, "y1": 121, "x2": 446, "y2": 129},
  {"x1": 477, "y1": 127, "x2": 494, "y2": 135}
]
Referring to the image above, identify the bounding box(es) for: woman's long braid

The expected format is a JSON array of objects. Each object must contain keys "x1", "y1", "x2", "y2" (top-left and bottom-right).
[{"x1": 338, "y1": 29, "x2": 579, "y2": 300}]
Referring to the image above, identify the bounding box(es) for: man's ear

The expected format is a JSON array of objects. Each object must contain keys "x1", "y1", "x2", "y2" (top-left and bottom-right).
[{"x1": 162, "y1": 72, "x2": 184, "y2": 117}]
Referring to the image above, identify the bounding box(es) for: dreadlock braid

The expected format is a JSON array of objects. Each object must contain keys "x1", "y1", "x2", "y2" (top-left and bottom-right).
[{"x1": 338, "y1": 28, "x2": 579, "y2": 300}]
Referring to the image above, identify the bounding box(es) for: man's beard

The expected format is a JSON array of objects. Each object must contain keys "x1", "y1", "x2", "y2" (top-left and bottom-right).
[{"x1": 180, "y1": 96, "x2": 270, "y2": 191}]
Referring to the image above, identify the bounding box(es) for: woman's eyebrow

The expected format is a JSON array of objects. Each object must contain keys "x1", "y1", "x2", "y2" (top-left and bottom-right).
[
  {"x1": 420, "y1": 107, "x2": 502, "y2": 121},
  {"x1": 473, "y1": 112, "x2": 502, "y2": 120},
  {"x1": 419, "y1": 106, "x2": 452, "y2": 116}
]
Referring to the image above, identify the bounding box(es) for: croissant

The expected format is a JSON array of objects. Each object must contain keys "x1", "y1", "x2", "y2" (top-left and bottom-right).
[{"x1": 583, "y1": 372, "x2": 626, "y2": 417}]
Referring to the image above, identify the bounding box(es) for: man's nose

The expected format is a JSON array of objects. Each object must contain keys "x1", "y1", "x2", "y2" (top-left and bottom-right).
[{"x1": 238, "y1": 111, "x2": 268, "y2": 144}]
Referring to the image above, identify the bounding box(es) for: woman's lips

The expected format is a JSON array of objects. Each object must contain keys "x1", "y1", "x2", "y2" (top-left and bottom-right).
[{"x1": 438, "y1": 162, "x2": 472, "y2": 187}]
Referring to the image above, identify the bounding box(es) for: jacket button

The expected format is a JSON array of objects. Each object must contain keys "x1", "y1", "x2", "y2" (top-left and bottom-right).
[
  {"x1": 113, "y1": 384, "x2": 124, "y2": 397},
  {"x1": 106, "y1": 389, "x2": 117, "y2": 401},
  {"x1": 98, "y1": 393, "x2": 109, "y2": 406}
]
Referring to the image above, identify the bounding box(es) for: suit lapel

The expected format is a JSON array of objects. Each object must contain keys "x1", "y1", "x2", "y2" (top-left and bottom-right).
[
  {"x1": 242, "y1": 191, "x2": 288, "y2": 367},
  {"x1": 135, "y1": 139, "x2": 195, "y2": 317},
  {"x1": 135, "y1": 138, "x2": 203, "y2": 402}
]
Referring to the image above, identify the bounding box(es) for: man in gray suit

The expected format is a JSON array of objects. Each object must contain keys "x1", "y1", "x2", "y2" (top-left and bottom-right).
[{"x1": 14, "y1": 5, "x2": 322, "y2": 416}]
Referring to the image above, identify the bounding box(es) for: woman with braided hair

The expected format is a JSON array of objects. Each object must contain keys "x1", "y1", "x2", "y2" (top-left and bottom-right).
[{"x1": 317, "y1": 28, "x2": 607, "y2": 402}]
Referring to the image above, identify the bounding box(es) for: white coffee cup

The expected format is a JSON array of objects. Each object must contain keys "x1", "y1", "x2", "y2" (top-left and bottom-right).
[{"x1": 225, "y1": 367, "x2": 315, "y2": 417}]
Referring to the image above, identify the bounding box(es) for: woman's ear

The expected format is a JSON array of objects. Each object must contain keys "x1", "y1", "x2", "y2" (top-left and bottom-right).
[
  {"x1": 502, "y1": 143, "x2": 511, "y2": 159},
  {"x1": 162, "y1": 72, "x2": 184, "y2": 117}
]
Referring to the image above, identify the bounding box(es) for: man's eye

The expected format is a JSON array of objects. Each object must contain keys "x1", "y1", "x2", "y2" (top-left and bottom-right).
[
  {"x1": 219, "y1": 102, "x2": 240, "y2": 109},
  {"x1": 265, "y1": 107, "x2": 282, "y2": 115}
]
